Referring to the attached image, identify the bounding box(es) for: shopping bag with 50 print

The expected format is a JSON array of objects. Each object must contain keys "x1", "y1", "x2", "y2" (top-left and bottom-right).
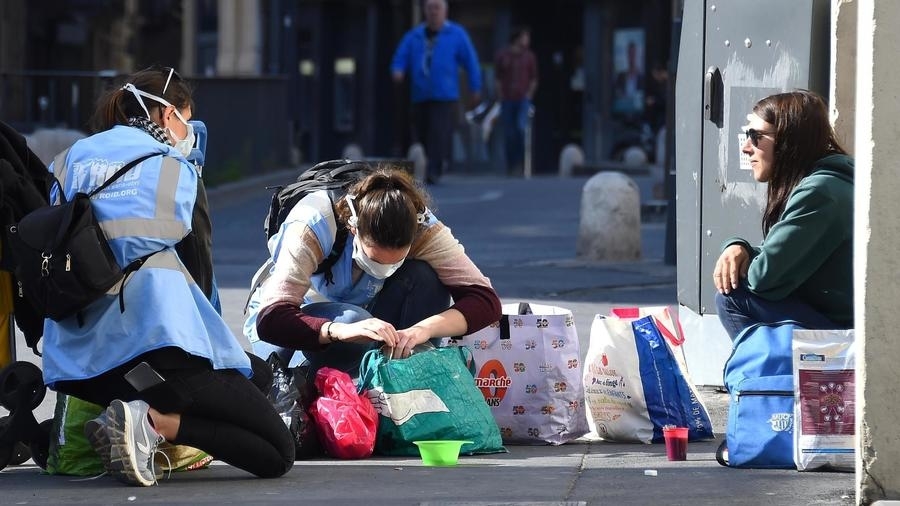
[{"x1": 454, "y1": 302, "x2": 589, "y2": 445}]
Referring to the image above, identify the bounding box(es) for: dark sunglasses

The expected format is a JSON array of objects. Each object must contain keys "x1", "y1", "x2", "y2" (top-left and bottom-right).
[{"x1": 745, "y1": 128, "x2": 774, "y2": 147}]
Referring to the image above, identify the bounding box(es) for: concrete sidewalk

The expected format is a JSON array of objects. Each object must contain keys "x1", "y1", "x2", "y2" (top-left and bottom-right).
[{"x1": 0, "y1": 435, "x2": 854, "y2": 505}]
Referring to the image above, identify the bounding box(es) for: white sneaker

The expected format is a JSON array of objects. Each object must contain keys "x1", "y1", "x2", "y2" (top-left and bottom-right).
[{"x1": 105, "y1": 399, "x2": 164, "y2": 486}]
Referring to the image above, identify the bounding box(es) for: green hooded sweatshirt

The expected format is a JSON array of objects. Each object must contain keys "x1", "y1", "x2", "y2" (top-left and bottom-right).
[{"x1": 724, "y1": 153, "x2": 854, "y2": 326}]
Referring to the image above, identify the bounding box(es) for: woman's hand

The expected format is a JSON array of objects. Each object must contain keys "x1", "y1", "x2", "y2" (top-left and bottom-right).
[
  {"x1": 714, "y1": 244, "x2": 750, "y2": 294},
  {"x1": 384, "y1": 325, "x2": 432, "y2": 359},
  {"x1": 328, "y1": 318, "x2": 399, "y2": 347}
]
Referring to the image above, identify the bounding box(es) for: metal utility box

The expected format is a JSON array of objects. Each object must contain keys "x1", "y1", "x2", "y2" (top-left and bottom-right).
[{"x1": 674, "y1": 0, "x2": 831, "y2": 385}]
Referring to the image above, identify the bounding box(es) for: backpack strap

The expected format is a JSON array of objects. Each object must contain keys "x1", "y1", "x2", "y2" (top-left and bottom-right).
[
  {"x1": 117, "y1": 250, "x2": 162, "y2": 314},
  {"x1": 291, "y1": 162, "x2": 370, "y2": 284},
  {"x1": 89, "y1": 153, "x2": 170, "y2": 313},
  {"x1": 260, "y1": 160, "x2": 371, "y2": 288},
  {"x1": 51, "y1": 148, "x2": 71, "y2": 204},
  {"x1": 72, "y1": 248, "x2": 167, "y2": 327},
  {"x1": 87, "y1": 153, "x2": 160, "y2": 198},
  {"x1": 313, "y1": 224, "x2": 350, "y2": 285}
]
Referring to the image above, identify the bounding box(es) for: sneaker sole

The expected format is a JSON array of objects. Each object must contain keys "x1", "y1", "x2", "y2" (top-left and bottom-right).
[
  {"x1": 106, "y1": 400, "x2": 155, "y2": 487},
  {"x1": 83, "y1": 418, "x2": 112, "y2": 471}
]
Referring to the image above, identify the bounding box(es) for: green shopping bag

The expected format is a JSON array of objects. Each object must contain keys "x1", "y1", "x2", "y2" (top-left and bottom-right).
[
  {"x1": 358, "y1": 346, "x2": 506, "y2": 456},
  {"x1": 46, "y1": 394, "x2": 105, "y2": 476}
]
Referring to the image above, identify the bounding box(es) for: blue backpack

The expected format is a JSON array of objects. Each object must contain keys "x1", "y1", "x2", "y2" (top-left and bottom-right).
[{"x1": 717, "y1": 321, "x2": 799, "y2": 468}]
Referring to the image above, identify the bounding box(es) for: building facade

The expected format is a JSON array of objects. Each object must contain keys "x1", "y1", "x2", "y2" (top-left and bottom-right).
[{"x1": 0, "y1": 0, "x2": 675, "y2": 181}]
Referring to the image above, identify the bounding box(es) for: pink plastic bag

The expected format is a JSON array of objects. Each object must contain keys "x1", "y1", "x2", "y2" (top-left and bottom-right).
[{"x1": 308, "y1": 367, "x2": 377, "y2": 459}]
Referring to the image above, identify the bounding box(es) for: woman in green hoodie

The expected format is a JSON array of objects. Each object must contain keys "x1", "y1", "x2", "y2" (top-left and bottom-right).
[{"x1": 713, "y1": 90, "x2": 854, "y2": 340}]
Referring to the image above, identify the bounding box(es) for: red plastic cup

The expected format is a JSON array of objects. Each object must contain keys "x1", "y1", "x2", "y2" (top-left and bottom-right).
[{"x1": 663, "y1": 426, "x2": 689, "y2": 461}]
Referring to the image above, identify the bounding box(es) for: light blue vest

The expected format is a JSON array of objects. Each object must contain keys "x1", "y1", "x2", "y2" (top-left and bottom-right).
[{"x1": 41, "y1": 125, "x2": 251, "y2": 387}]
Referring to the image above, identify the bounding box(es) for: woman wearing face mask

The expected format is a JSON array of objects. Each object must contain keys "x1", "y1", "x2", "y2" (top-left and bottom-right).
[
  {"x1": 713, "y1": 90, "x2": 854, "y2": 340},
  {"x1": 42, "y1": 67, "x2": 294, "y2": 486},
  {"x1": 245, "y1": 167, "x2": 502, "y2": 378}
]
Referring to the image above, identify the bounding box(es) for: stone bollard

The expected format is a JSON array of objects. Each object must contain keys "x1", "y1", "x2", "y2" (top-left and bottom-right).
[
  {"x1": 407, "y1": 143, "x2": 427, "y2": 182},
  {"x1": 621, "y1": 146, "x2": 648, "y2": 166},
  {"x1": 24, "y1": 128, "x2": 87, "y2": 166},
  {"x1": 576, "y1": 171, "x2": 641, "y2": 261},
  {"x1": 558, "y1": 143, "x2": 584, "y2": 177}
]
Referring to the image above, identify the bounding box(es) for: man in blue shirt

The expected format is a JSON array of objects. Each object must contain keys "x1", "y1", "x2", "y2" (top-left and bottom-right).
[{"x1": 391, "y1": 0, "x2": 481, "y2": 184}]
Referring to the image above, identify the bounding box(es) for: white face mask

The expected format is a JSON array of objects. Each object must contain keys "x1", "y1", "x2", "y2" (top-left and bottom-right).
[
  {"x1": 352, "y1": 236, "x2": 406, "y2": 280},
  {"x1": 345, "y1": 194, "x2": 407, "y2": 279},
  {"x1": 168, "y1": 121, "x2": 195, "y2": 158},
  {"x1": 122, "y1": 83, "x2": 196, "y2": 157}
]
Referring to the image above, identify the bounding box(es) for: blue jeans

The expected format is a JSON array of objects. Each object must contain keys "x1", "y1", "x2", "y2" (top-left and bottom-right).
[
  {"x1": 500, "y1": 99, "x2": 530, "y2": 171},
  {"x1": 252, "y1": 260, "x2": 451, "y2": 378},
  {"x1": 714, "y1": 282, "x2": 841, "y2": 340}
]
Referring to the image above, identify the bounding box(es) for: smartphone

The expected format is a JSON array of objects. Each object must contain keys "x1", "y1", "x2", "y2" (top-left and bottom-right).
[{"x1": 124, "y1": 361, "x2": 166, "y2": 392}]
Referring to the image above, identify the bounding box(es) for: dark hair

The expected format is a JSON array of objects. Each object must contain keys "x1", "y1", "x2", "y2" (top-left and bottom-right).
[
  {"x1": 753, "y1": 90, "x2": 847, "y2": 235},
  {"x1": 335, "y1": 167, "x2": 430, "y2": 248},
  {"x1": 89, "y1": 66, "x2": 194, "y2": 133}
]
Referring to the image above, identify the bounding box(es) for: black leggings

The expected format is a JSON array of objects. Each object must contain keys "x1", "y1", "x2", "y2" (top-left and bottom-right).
[{"x1": 54, "y1": 348, "x2": 295, "y2": 478}]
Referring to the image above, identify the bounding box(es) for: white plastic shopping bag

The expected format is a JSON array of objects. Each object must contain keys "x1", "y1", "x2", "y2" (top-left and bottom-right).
[
  {"x1": 454, "y1": 302, "x2": 590, "y2": 445},
  {"x1": 583, "y1": 306, "x2": 714, "y2": 443}
]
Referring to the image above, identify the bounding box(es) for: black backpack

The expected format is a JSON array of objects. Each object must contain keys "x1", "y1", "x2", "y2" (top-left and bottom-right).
[
  {"x1": 6, "y1": 153, "x2": 161, "y2": 323},
  {"x1": 263, "y1": 159, "x2": 373, "y2": 284}
]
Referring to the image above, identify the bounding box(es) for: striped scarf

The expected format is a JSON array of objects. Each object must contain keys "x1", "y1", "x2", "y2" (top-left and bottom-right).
[{"x1": 127, "y1": 117, "x2": 170, "y2": 146}]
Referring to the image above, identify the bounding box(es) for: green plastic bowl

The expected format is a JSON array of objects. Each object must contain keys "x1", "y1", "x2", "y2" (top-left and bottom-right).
[{"x1": 412, "y1": 440, "x2": 473, "y2": 466}]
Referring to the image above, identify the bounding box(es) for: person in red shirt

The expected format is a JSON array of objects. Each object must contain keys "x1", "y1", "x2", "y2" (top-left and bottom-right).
[{"x1": 494, "y1": 26, "x2": 538, "y2": 175}]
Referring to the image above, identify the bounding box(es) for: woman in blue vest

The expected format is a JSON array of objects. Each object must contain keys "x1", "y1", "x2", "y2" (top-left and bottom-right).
[
  {"x1": 713, "y1": 90, "x2": 854, "y2": 339},
  {"x1": 43, "y1": 67, "x2": 294, "y2": 486}
]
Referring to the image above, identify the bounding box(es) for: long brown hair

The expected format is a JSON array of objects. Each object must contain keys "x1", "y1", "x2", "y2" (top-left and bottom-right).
[
  {"x1": 335, "y1": 167, "x2": 430, "y2": 248},
  {"x1": 89, "y1": 66, "x2": 194, "y2": 133},
  {"x1": 753, "y1": 90, "x2": 847, "y2": 235}
]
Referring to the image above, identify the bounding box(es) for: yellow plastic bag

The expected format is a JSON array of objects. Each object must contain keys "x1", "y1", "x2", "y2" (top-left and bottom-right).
[{"x1": 155, "y1": 442, "x2": 214, "y2": 471}]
